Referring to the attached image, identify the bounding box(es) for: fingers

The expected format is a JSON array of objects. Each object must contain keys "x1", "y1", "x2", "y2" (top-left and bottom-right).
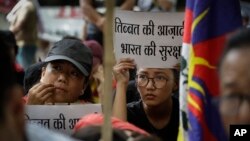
[
  {"x1": 113, "y1": 59, "x2": 135, "y2": 74},
  {"x1": 27, "y1": 83, "x2": 55, "y2": 105},
  {"x1": 113, "y1": 58, "x2": 136, "y2": 84},
  {"x1": 38, "y1": 86, "x2": 55, "y2": 99},
  {"x1": 113, "y1": 62, "x2": 135, "y2": 73},
  {"x1": 115, "y1": 58, "x2": 135, "y2": 70},
  {"x1": 40, "y1": 92, "x2": 54, "y2": 102},
  {"x1": 33, "y1": 83, "x2": 54, "y2": 94},
  {"x1": 117, "y1": 58, "x2": 134, "y2": 64}
]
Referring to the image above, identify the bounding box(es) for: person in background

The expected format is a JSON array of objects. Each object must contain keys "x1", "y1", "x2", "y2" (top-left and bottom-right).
[
  {"x1": 0, "y1": 30, "x2": 25, "y2": 87},
  {"x1": 0, "y1": 35, "x2": 78, "y2": 141},
  {"x1": 112, "y1": 58, "x2": 179, "y2": 141},
  {"x1": 36, "y1": 37, "x2": 52, "y2": 62},
  {"x1": 72, "y1": 113, "x2": 162, "y2": 141},
  {"x1": 79, "y1": 0, "x2": 135, "y2": 45},
  {"x1": 84, "y1": 40, "x2": 104, "y2": 103},
  {"x1": 74, "y1": 113, "x2": 149, "y2": 135},
  {"x1": 241, "y1": 9, "x2": 249, "y2": 28},
  {"x1": 25, "y1": 38, "x2": 93, "y2": 105},
  {"x1": 219, "y1": 28, "x2": 250, "y2": 136},
  {"x1": 0, "y1": 33, "x2": 23, "y2": 141},
  {"x1": 8, "y1": 0, "x2": 38, "y2": 69},
  {"x1": 73, "y1": 126, "x2": 161, "y2": 141}
]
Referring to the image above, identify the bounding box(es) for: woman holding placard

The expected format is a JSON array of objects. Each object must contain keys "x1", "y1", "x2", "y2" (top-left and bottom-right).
[{"x1": 113, "y1": 58, "x2": 179, "y2": 141}]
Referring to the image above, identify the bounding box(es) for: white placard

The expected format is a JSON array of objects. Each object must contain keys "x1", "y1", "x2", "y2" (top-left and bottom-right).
[
  {"x1": 25, "y1": 104, "x2": 102, "y2": 135},
  {"x1": 114, "y1": 10, "x2": 184, "y2": 68}
]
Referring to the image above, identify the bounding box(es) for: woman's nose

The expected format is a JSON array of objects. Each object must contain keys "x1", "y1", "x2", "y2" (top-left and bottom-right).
[
  {"x1": 146, "y1": 79, "x2": 156, "y2": 89},
  {"x1": 58, "y1": 73, "x2": 68, "y2": 83}
]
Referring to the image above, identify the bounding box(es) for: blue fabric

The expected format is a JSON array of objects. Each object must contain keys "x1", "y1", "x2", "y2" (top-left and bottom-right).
[{"x1": 17, "y1": 44, "x2": 37, "y2": 70}]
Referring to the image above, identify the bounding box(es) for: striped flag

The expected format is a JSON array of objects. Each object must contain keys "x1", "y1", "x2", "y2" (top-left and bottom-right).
[{"x1": 178, "y1": 0, "x2": 242, "y2": 141}]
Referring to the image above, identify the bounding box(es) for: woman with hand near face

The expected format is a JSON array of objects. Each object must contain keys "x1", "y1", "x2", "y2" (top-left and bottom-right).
[
  {"x1": 113, "y1": 58, "x2": 179, "y2": 141},
  {"x1": 25, "y1": 39, "x2": 93, "y2": 105}
]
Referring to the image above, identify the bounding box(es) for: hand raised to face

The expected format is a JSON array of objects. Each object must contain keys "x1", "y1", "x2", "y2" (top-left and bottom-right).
[{"x1": 27, "y1": 82, "x2": 55, "y2": 105}]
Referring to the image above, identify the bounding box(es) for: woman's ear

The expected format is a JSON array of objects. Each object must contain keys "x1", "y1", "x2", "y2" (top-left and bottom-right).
[
  {"x1": 81, "y1": 82, "x2": 88, "y2": 96},
  {"x1": 173, "y1": 81, "x2": 178, "y2": 92}
]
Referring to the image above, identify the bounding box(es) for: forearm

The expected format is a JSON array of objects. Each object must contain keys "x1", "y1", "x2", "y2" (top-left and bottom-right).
[
  {"x1": 97, "y1": 0, "x2": 135, "y2": 31},
  {"x1": 80, "y1": 1, "x2": 104, "y2": 32},
  {"x1": 112, "y1": 82, "x2": 128, "y2": 121}
]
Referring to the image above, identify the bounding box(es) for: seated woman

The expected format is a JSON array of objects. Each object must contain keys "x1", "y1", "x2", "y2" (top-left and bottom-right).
[
  {"x1": 112, "y1": 58, "x2": 179, "y2": 141},
  {"x1": 25, "y1": 38, "x2": 93, "y2": 104}
]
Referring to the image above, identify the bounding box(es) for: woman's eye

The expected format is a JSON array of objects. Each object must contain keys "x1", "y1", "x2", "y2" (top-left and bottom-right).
[
  {"x1": 155, "y1": 76, "x2": 166, "y2": 81},
  {"x1": 52, "y1": 65, "x2": 62, "y2": 71},
  {"x1": 139, "y1": 75, "x2": 147, "y2": 79},
  {"x1": 71, "y1": 71, "x2": 80, "y2": 77}
]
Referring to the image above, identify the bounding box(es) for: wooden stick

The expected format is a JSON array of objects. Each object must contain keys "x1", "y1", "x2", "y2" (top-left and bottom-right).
[{"x1": 101, "y1": 0, "x2": 115, "y2": 141}]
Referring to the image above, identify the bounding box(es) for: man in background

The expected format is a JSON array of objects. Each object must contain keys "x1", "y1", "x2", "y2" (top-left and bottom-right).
[{"x1": 219, "y1": 29, "x2": 250, "y2": 136}]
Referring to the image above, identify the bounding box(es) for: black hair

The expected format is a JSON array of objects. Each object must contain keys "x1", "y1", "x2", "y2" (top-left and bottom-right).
[
  {"x1": 218, "y1": 28, "x2": 250, "y2": 70},
  {"x1": 172, "y1": 68, "x2": 180, "y2": 97},
  {"x1": 0, "y1": 30, "x2": 18, "y2": 55},
  {"x1": 172, "y1": 69, "x2": 180, "y2": 85},
  {"x1": 23, "y1": 62, "x2": 46, "y2": 94},
  {"x1": 0, "y1": 36, "x2": 16, "y2": 121},
  {"x1": 62, "y1": 35, "x2": 82, "y2": 41}
]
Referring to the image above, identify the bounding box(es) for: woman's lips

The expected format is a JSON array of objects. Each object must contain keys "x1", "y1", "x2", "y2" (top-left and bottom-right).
[
  {"x1": 145, "y1": 94, "x2": 156, "y2": 100},
  {"x1": 54, "y1": 87, "x2": 67, "y2": 93}
]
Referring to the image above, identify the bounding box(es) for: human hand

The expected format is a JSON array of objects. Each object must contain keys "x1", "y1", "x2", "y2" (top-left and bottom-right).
[
  {"x1": 79, "y1": 0, "x2": 104, "y2": 31},
  {"x1": 27, "y1": 82, "x2": 55, "y2": 105},
  {"x1": 113, "y1": 58, "x2": 135, "y2": 85},
  {"x1": 79, "y1": 2, "x2": 99, "y2": 22},
  {"x1": 80, "y1": 3, "x2": 94, "y2": 22}
]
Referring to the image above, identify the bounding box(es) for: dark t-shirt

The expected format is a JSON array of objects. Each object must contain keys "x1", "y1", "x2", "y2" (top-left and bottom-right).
[{"x1": 127, "y1": 96, "x2": 179, "y2": 141}]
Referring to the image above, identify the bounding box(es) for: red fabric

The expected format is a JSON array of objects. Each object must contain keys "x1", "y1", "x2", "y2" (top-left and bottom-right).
[
  {"x1": 15, "y1": 63, "x2": 24, "y2": 72},
  {"x1": 0, "y1": 0, "x2": 18, "y2": 13},
  {"x1": 183, "y1": 8, "x2": 192, "y2": 43},
  {"x1": 74, "y1": 113, "x2": 149, "y2": 135}
]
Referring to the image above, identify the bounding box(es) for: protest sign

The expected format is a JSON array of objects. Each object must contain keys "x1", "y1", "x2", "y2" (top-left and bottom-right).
[
  {"x1": 25, "y1": 104, "x2": 102, "y2": 135},
  {"x1": 114, "y1": 10, "x2": 184, "y2": 68}
]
